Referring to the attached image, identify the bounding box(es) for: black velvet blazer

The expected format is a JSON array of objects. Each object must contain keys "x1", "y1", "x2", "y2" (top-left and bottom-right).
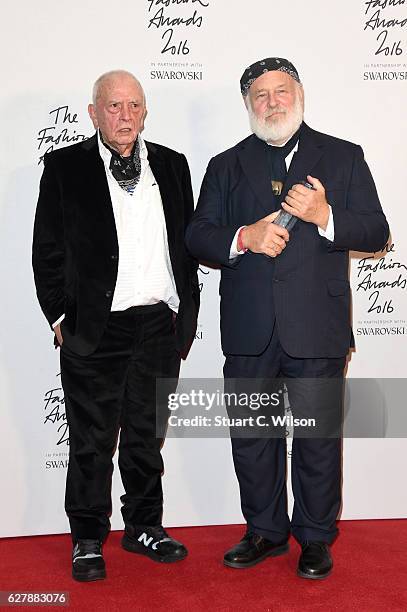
[{"x1": 33, "y1": 133, "x2": 199, "y2": 357}]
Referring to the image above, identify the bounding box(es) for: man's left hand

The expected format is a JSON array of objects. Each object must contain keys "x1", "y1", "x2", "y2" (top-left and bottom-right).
[{"x1": 282, "y1": 175, "x2": 329, "y2": 231}]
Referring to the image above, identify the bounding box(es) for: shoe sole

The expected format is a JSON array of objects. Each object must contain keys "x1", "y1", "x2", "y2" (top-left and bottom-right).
[
  {"x1": 121, "y1": 537, "x2": 188, "y2": 563},
  {"x1": 297, "y1": 568, "x2": 332, "y2": 580},
  {"x1": 72, "y1": 568, "x2": 106, "y2": 582},
  {"x1": 223, "y1": 543, "x2": 289, "y2": 569}
]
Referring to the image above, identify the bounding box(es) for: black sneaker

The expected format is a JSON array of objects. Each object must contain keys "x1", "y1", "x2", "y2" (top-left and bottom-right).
[
  {"x1": 121, "y1": 526, "x2": 188, "y2": 563},
  {"x1": 72, "y1": 539, "x2": 106, "y2": 582}
]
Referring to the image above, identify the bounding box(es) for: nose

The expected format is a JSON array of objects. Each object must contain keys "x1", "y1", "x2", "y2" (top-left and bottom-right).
[
  {"x1": 120, "y1": 103, "x2": 131, "y2": 121},
  {"x1": 267, "y1": 92, "x2": 278, "y2": 108}
]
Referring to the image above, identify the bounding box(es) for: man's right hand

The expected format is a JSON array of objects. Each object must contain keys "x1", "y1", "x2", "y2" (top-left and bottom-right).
[
  {"x1": 241, "y1": 212, "x2": 289, "y2": 258},
  {"x1": 54, "y1": 324, "x2": 63, "y2": 347}
]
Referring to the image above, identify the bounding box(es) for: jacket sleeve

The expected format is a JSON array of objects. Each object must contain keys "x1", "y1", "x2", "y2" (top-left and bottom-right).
[
  {"x1": 185, "y1": 158, "x2": 241, "y2": 266},
  {"x1": 331, "y1": 145, "x2": 389, "y2": 253},
  {"x1": 32, "y1": 154, "x2": 65, "y2": 328}
]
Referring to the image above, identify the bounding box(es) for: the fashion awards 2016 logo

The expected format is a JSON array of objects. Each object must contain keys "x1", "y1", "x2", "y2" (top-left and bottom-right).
[{"x1": 145, "y1": 0, "x2": 210, "y2": 81}]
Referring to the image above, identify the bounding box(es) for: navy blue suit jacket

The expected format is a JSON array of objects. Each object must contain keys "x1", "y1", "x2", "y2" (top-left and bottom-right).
[{"x1": 185, "y1": 123, "x2": 389, "y2": 358}]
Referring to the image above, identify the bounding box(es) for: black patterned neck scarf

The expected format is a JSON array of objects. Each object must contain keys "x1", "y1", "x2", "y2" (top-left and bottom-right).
[
  {"x1": 266, "y1": 124, "x2": 302, "y2": 199},
  {"x1": 101, "y1": 132, "x2": 142, "y2": 195}
]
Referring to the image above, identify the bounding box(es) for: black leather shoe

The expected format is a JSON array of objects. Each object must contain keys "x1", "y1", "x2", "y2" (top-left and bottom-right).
[
  {"x1": 224, "y1": 531, "x2": 289, "y2": 569},
  {"x1": 297, "y1": 541, "x2": 333, "y2": 579},
  {"x1": 72, "y1": 539, "x2": 106, "y2": 582},
  {"x1": 122, "y1": 526, "x2": 188, "y2": 563}
]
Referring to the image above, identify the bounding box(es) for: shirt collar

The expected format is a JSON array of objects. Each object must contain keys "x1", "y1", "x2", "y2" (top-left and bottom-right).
[{"x1": 267, "y1": 138, "x2": 299, "y2": 153}]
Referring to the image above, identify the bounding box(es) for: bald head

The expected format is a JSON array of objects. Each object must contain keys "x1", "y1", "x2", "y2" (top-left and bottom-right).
[
  {"x1": 92, "y1": 70, "x2": 146, "y2": 106},
  {"x1": 88, "y1": 70, "x2": 147, "y2": 156}
]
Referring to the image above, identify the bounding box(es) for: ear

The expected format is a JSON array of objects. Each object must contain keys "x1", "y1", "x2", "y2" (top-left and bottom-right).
[
  {"x1": 297, "y1": 84, "x2": 305, "y2": 108},
  {"x1": 140, "y1": 107, "x2": 148, "y2": 132},
  {"x1": 88, "y1": 103, "x2": 98, "y2": 129}
]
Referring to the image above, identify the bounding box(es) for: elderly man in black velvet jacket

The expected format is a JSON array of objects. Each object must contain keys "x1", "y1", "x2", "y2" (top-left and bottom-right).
[{"x1": 33, "y1": 70, "x2": 199, "y2": 582}]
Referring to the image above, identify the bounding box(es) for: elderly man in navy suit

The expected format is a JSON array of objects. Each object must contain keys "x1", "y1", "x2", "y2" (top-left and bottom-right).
[{"x1": 186, "y1": 57, "x2": 388, "y2": 579}]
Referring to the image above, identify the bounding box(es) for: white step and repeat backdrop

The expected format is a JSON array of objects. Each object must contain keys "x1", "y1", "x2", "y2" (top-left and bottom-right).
[{"x1": 0, "y1": 1, "x2": 406, "y2": 537}]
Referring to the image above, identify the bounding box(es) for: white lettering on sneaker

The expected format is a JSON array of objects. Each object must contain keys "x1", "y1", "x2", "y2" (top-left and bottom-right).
[
  {"x1": 152, "y1": 538, "x2": 171, "y2": 550},
  {"x1": 137, "y1": 533, "x2": 172, "y2": 550},
  {"x1": 138, "y1": 533, "x2": 154, "y2": 547}
]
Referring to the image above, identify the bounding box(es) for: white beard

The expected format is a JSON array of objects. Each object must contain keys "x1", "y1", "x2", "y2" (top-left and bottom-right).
[{"x1": 247, "y1": 94, "x2": 304, "y2": 144}]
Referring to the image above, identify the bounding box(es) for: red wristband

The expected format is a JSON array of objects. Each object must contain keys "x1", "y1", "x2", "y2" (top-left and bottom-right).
[{"x1": 237, "y1": 228, "x2": 248, "y2": 253}]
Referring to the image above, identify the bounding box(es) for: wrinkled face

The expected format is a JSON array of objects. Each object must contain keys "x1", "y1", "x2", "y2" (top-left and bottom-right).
[
  {"x1": 246, "y1": 71, "x2": 304, "y2": 144},
  {"x1": 88, "y1": 74, "x2": 146, "y2": 156}
]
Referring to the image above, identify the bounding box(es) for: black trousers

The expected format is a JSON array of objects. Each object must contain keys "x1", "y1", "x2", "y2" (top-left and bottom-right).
[
  {"x1": 60, "y1": 303, "x2": 180, "y2": 542},
  {"x1": 224, "y1": 326, "x2": 346, "y2": 545}
]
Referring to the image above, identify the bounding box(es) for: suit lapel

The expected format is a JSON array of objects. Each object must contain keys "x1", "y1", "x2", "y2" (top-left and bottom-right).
[
  {"x1": 81, "y1": 133, "x2": 118, "y2": 251},
  {"x1": 81, "y1": 133, "x2": 113, "y2": 211},
  {"x1": 146, "y1": 141, "x2": 177, "y2": 247},
  {"x1": 237, "y1": 135, "x2": 274, "y2": 214},
  {"x1": 282, "y1": 123, "x2": 323, "y2": 198}
]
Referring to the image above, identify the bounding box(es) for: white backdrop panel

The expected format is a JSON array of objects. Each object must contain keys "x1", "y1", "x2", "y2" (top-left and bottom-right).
[{"x1": 0, "y1": 0, "x2": 406, "y2": 537}]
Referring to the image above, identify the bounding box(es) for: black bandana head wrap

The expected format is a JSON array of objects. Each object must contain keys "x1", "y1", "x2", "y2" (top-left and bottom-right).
[
  {"x1": 101, "y1": 132, "x2": 142, "y2": 195},
  {"x1": 240, "y1": 57, "x2": 300, "y2": 97}
]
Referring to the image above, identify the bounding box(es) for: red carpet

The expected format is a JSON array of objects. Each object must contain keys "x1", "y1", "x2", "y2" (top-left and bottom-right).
[{"x1": 0, "y1": 521, "x2": 406, "y2": 611}]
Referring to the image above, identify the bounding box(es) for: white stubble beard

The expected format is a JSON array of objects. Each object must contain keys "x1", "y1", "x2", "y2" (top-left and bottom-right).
[{"x1": 247, "y1": 91, "x2": 304, "y2": 144}]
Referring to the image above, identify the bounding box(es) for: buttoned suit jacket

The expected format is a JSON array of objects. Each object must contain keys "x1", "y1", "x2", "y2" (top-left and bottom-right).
[
  {"x1": 185, "y1": 123, "x2": 389, "y2": 358},
  {"x1": 33, "y1": 133, "x2": 200, "y2": 357}
]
